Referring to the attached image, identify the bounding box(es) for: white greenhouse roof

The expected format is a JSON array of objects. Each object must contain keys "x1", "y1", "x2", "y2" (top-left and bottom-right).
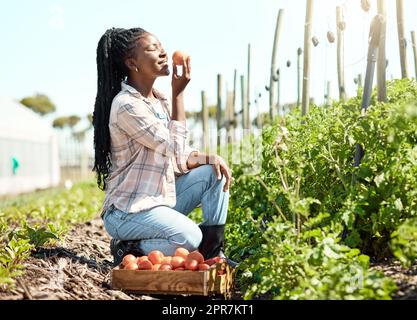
[{"x1": 0, "y1": 97, "x2": 55, "y2": 143}]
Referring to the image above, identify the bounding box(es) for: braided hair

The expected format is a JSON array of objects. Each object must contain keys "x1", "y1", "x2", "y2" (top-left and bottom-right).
[{"x1": 93, "y1": 27, "x2": 147, "y2": 190}]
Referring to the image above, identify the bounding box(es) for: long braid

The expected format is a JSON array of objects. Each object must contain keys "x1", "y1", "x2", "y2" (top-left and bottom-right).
[{"x1": 93, "y1": 27, "x2": 147, "y2": 190}]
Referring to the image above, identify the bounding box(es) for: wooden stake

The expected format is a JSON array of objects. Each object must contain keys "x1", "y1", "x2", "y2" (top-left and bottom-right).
[
  {"x1": 411, "y1": 31, "x2": 417, "y2": 79},
  {"x1": 240, "y1": 75, "x2": 248, "y2": 130},
  {"x1": 277, "y1": 69, "x2": 281, "y2": 116},
  {"x1": 201, "y1": 91, "x2": 209, "y2": 152},
  {"x1": 336, "y1": 6, "x2": 346, "y2": 101},
  {"x1": 396, "y1": 0, "x2": 408, "y2": 78},
  {"x1": 297, "y1": 48, "x2": 303, "y2": 107},
  {"x1": 269, "y1": 9, "x2": 284, "y2": 120},
  {"x1": 225, "y1": 90, "x2": 234, "y2": 145},
  {"x1": 217, "y1": 74, "x2": 222, "y2": 154},
  {"x1": 377, "y1": 0, "x2": 387, "y2": 102},
  {"x1": 302, "y1": 0, "x2": 313, "y2": 116},
  {"x1": 247, "y1": 44, "x2": 251, "y2": 130},
  {"x1": 231, "y1": 70, "x2": 237, "y2": 142},
  {"x1": 326, "y1": 81, "x2": 332, "y2": 106}
]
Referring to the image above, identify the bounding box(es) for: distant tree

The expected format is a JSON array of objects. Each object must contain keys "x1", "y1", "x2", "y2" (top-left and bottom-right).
[
  {"x1": 208, "y1": 105, "x2": 218, "y2": 119},
  {"x1": 20, "y1": 94, "x2": 56, "y2": 116},
  {"x1": 52, "y1": 117, "x2": 68, "y2": 129},
  {"x1": 185, "y1": 111, "x2": 201, "y2": 119},
  {"x1": 52, "y1": 115, "x2": 81, "y2": 131},
  {"x1": 67, "y1": 115, "x2": 81, "y2": 129}
]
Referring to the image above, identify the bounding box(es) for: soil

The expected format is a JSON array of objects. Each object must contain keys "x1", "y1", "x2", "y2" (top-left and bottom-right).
[
  {"x1": 0, "y1": 217, "x2": 415, "y2": 300},
  {"x1": 0, "y1": 217, "x2": 241, "y2": 300}
]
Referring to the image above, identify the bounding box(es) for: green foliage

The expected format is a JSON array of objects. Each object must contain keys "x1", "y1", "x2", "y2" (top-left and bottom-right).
[
  {"x1": 20, "y1": 94, "x2": 56, "y2": 116},
  {"x1": 240, "y1": 218, "x2": 396, "y2": 300},
  {"x1": 391, "y1": 218, "x2": 417, "y2": 268},
  {"x1": 0, "y1": 181, "x2": 104, "y2": 289},
  {"x1": 226, "y1": 79, "x2": 417, "y2": 300}
]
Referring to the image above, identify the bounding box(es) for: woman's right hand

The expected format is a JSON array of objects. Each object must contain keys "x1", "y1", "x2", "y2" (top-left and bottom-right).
[{"x1": 172, "y1": 56, "x2": 191, "y2": 97}]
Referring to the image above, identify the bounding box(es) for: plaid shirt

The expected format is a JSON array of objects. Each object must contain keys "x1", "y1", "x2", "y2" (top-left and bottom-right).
[{"x1": 101, "y1": 81, "x2": 198, "y2": 215}]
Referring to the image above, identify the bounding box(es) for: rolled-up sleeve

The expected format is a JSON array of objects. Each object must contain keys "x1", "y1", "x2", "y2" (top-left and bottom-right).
[
  {"x1": 177, "y1": 144, "x2": 199, "y2": 175},
  {"x1": 115, "y1": 103, "x2": 189, "y2": 165}
]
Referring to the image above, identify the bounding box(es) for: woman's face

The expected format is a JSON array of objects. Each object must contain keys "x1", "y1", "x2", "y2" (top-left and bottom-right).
[{"x1": 127, "y1": 33, "x2": 170, "y2": 78}]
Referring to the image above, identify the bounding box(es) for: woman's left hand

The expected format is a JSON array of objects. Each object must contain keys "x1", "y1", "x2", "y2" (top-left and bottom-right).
[{"x1": 210, "y1": 155, "x2": 233, "y2": 192}]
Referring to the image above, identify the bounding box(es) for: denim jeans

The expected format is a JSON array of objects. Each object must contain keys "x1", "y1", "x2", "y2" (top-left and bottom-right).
[{"x1": 102, "y1": 164, "x2": 229, "y2": 256}]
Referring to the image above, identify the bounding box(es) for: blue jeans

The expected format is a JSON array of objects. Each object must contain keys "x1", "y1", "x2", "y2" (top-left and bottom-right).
[{"x1": 102, "y1": 165, "x2": 229, "y2": 256}]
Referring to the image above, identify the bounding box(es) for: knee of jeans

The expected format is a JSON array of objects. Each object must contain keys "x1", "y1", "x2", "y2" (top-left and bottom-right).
[
  {"x1": 178, "y1": 226, "x2": 203, "y2": 251},
  {"x1": 201, "y1": 164, "x2": 226, "y2": 185}
]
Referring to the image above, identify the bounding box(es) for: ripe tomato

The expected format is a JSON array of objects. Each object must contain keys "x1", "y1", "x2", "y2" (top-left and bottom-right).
[
  {"x1": 148, "y1": 250, "x2": 164, "y2": 265},
  {"x1": 204, "y1": 258, "x2": 217, "y2": 266},
  {"x1": 124, "y1": 262, "x2": 138, "y2": 270},
  {"x1": 171, "y1": 256, "x2": 185, "y2": 269},
  {"x1": 152, "y1": 264, "x2": 161, "y2": 271},
  {"x1": 172, "y1": 50, "x2": 189, "y2": 65},
  {"x1": 160, "y1": 264, "x2": 173, "y2": 271},
  {"x1": 187, "y1": 251, "x2": 204, "y2": 264},
  {"x1": 138, "y1": 260, "x2": 153, "y2": 270},
  {"x1": 174, "y1": 267, "x2": 185, "y2": 271},
  {"x1": 174, "y1": 247, "x2": 189, "y2": 259},
  {"x1": 198, "y1": 263, "x2": 210, "y2": 271},
  {"x1": 185, "y1": 259, "x2": 199, "y2": 271},
  {"x1": 161, "y1": 256, "x2": 172, "y2": 265},
  {"x1": 214, "y1": 257, "x2": 226, "y2": 264},
  {"x1": 122, "y1": 254, "x2": 137, "y2": 266},
  {"x1": 136, "y1": 256, "x2": 149, "y2": 263}
]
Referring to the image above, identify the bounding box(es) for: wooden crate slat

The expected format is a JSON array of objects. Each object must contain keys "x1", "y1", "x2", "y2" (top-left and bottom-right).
[{"x1": 111, "y1": 262, "x2": 234, "y2": 297}]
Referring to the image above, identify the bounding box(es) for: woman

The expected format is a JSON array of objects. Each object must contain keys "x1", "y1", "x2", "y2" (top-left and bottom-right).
[{"x1": 92, "y1": 27, "x2": 235, "y2": 267}]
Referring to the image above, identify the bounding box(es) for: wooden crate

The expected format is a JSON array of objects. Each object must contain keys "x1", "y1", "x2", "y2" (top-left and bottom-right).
[{"x1": 111, "y1": 262, "x2": 235, "y2": 298}]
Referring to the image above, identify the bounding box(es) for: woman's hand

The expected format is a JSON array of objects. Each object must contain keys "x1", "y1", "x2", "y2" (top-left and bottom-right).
[
  {"x1": 210, "y1": 155, "x2": 233, "y2": 193},
  {"x1": 172, "y1": 56, "x2": 191, "y2": 97}
]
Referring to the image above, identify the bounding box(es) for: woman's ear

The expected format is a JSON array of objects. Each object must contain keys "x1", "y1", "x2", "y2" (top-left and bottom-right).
[{"x1": 125, "y1": 58, "x2": 139, "y2": 73}]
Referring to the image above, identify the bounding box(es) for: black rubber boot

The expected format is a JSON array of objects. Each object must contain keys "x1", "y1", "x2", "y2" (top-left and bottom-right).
[
  {"x1": 110, "y1": 239, "x2": 145, "y2": 267},
  {"x1": 198, "y1": 225, "x2": 239, "y2": 268}
]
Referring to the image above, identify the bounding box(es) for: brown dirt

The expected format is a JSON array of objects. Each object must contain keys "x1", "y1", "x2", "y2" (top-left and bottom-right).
[
  {"x1": 1, "y1": 216, "x2": 415, "y2": 300},
  {"x1": 372, "y1": 261, "x2": 417, "y2": 300},
  {"x1": 0, "y1": 217, "x2": 240, "y2": 300}
]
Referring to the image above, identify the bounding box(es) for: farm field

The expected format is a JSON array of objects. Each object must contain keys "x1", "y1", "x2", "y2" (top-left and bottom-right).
[
  {"x1": 1, "y1": 0, "x2": 417, "y2": 303},
  {"x1": 1, "y1": 79, "x2": 417, "y2": 300}
]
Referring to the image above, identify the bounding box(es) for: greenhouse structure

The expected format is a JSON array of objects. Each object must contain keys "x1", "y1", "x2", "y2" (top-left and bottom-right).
[{"x1": 0, "y1": 97, "x2": 60, "y2": 196}]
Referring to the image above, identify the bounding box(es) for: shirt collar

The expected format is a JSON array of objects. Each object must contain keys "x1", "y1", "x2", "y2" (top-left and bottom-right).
[{"x1": 121, "y1": 81, "x2": 168, "y2": 103}]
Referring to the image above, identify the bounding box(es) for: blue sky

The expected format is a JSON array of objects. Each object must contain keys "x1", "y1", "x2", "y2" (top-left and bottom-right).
[{"x1": 1, "y1": 0, "x2": 417, "y2": 124}]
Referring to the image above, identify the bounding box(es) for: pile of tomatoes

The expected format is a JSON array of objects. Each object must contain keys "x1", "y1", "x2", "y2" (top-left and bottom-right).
[{"x1": 120, "y1": 248, "x2": 226, "y2": 273}]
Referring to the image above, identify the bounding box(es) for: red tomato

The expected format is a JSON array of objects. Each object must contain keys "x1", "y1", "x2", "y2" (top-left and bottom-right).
[
  {"x1": 185, "y1": 259, "x2": 199, "y2": 271},
  {"x1": 187, "y1": 251, "x2": 204, "y2": 264},
  {"x1": 138, "y1": 260, "x2": 153, "y2": 270},
  {"x1": 174, "y1": 267, "x2": 185, "y2": 271},
  {"x1": 152, "y1": 264, "x2": 161, "y2": 271},
  {"x1": 136, "y1": 256, "x2": 149, "y2": 264},
  {"x1": 171, "y1": 256, "x2": 185, "y2": 269},
  {"x1": 160, "y1": 264, "x2": 173, "y2": 271},
  {"x1": 148, "y1": 251, "x2": 164, "y2": 265},
  {"x1": 204, "y1": 258, "x2": 217, "y2": 266},
  {"x1": 161, "y1": 256, "x2": 172, "y2": 265},
  {"x1": 214, "y1": 257, "x2": 226, "y2": 264},
  {"x1": 174, "y1": 248, "x2": 189, "y2": 259},
  {"x1": 172, "y1": 50, "x2": 189, "y2": 65},
  {"x1": 124, "y1": 262, "x2": 138, "y2": 270},
  {"x1": 198, "y1": 263, "x2": 210, "y2": 271},
  {"x1": 122, "y1": 254, "x2": 137, "y2": 266}
]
